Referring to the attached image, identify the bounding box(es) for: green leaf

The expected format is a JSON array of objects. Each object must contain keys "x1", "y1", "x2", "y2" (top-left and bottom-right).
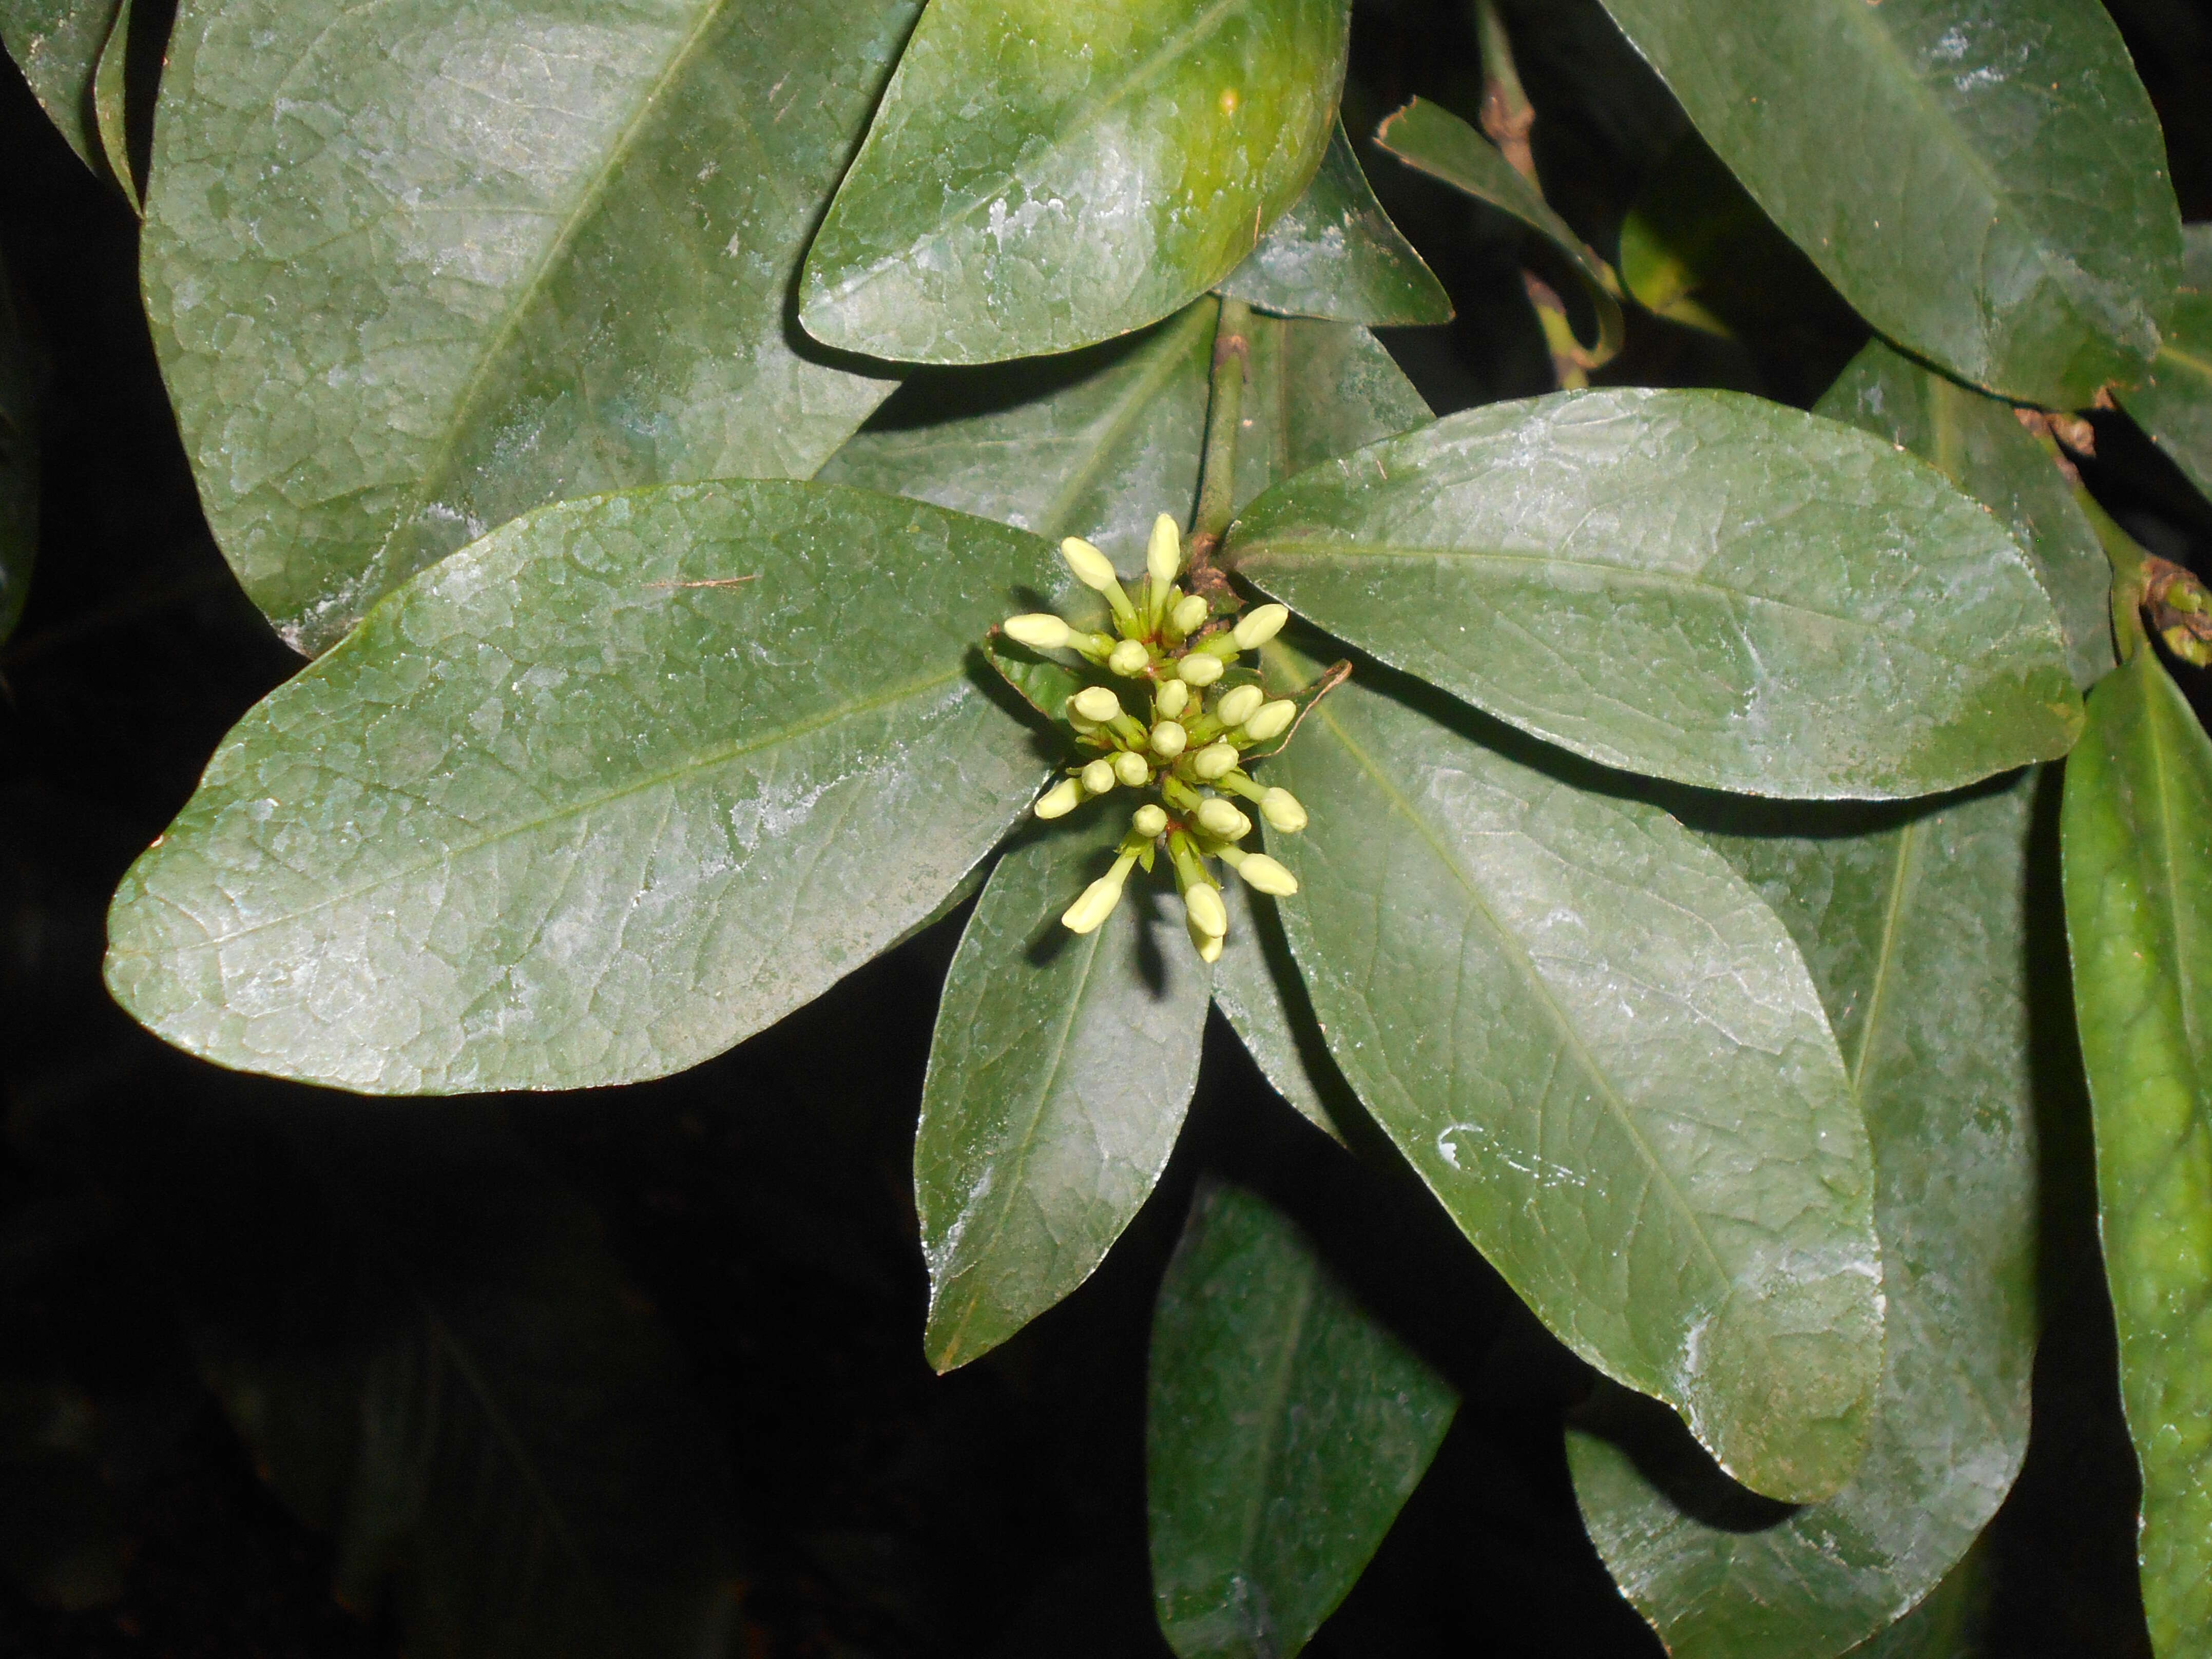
[
  {"x1": 88, "y1": 0, "x2": 130, "y2": 203},
  {"x1": 1591, "y1": 0, "x2": 2181, "y2": 408},
  {"x1": 0, "y1": 0, "x2": 118, "y2": 172},
  {"x1": 917, "y1": 812, "x2": 1209, "y2": 1371},
  {"x1": 0, "y1": 273, "x2": 34, "y2": 646},
  {"x1": 198, "y1": 1121, "x2": 736, "y2": 1657},
  {"x1": 1817, "y1": 338, "x2": 2114, "y2": 689},
  {"x1": 2061, "y1": 647, "x2": 2212, "y2": 1654},
  {"x1": 1226, "y1": 388, "x2": 2084, "y2": 799},
  {"x1": 143, "y1": 0, "x2": 912, "y2": 655},
  {"x1": 104, "y1": 481, "x2": 1052, "y2": 1093},
  {"x1": 1230, "y1": 313, "x2": 1433, "y2": 513},
  {"x1": 2119, "y1": 224, "x2": 2212, "y2": 507},
  {"x1": 1371, "y1": 97, "x2": 1622, "y2": 361},
  {"x1": 1845, "y1": 1540, "x2": 1994, "y2": 1659},
  {"x1": 1216, "y1": 120, "x2": 1451, "y2": 327},
  {"x1": 1146, "y1": 1180, "x2": 1456, "y2": 1658},
  {"x1": 1264, "y1": 647, "x2": 1881, "y2": 1503},
  {"x1": 1209, "y1": 880, "x2": 1345, "y2": 1142},
  {"x1": 798, "y1": 0, "x2": 1350, "y2": 365},
  {"x1": 1569, "y1": 774, "x2": 2041, "y2": 1658}
]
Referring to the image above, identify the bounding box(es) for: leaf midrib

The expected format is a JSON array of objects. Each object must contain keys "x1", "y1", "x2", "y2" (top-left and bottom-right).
[
  {"x1": 134, "y1": 660, "x2": 971, "y2": 956},
  {"x1": 1037, "y1": 305, "x2": 1213, "y2": 537}
]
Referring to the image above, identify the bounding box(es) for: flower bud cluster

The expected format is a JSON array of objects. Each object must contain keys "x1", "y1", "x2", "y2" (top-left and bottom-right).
[{"x1": 1003, "y1": 515, "x2": 1311, "y2": 962}]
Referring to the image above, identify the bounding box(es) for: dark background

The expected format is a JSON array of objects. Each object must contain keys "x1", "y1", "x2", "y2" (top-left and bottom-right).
[{"x1": 4, "y1": 0, "x2": 2210, "y2": 1653}]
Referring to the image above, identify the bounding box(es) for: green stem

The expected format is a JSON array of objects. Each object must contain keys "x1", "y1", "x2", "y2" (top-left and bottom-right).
[
  {"x1": 2077, "y1": 481, "x2": 2152, "y2": 662},
  {"x1": 1189, "y1": 295, "x2": 1252, "y2": 568},
  {"x1": 1474, "y1": 0, "x2": 1536, "y2": 184}
]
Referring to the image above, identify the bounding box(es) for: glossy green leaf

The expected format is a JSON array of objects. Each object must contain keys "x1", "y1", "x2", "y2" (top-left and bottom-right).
[
  {"x1": 917, "y1": 812, "x2": 1209, "y2": 1371},
  {"x1": 1216, "y1": 120, "x2": 1451, "y2": 327},
  {"x1": 0, "y1": 0, "x2": 118, "y2": 172},
  {"x1": 2120, "y1": 224, "x2": 2212, "y2": 506},
  {"x1": 88, "y1": 0, "x2": 129, "y2": 203},
  {"x1": 1570, "y1": 774, "x2": 2040, "y2": 1658},
  {"x1": 1230, "y1": 312, "x2": 1433, "y2": 513},
  {"x1": 1592, "y1": 0, "x2": 2181, "y2": 408},
  {"x1": 144, "y1": 0, "x2": 912, "y2": 655},
  {"x1": 798, "y1": 0, "x2": 1350, "y2": 365},
  {"x1": 1147, "y1": 1180, "x2": 1456, "y2": 1657},
  {"x1": 1209, "y1": 880, "x2": 1344, "y2": 1142},
  {"x1": 105, "y1": 481, "x2": 1052, "y2": 1093},
  {"x1": 1846, "y1": 1541, "x2": 1994, "y2": 1659},
  {"x1": 2061, "y1": 648, "x2": 2212, "y2": 1654},
  {"x1": 1371, "y1": 96, "x2": 1622, "y2": 359},
  {"x1": 199, "y1": 1122, "x2": 736, "y2": 1657},
  {"x1": 1817, "y1": 338, "x2": 2114, "y2": 689},
  {"x1": 1265, "y1": 647, "x2": 1881, "y2": 1503},
  {"x1": 0, "y1": 273, "x2": 34, "y2": 646},
  {"x1": 1226, "y1": 389, "x2": 2084, "y2": 799}
]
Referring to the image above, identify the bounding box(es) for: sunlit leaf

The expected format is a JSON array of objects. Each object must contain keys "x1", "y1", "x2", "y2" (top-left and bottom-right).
[
  {"x1": 0, "y1": 0, "x2": 119, "y2": 173},
  {"x1": 917, "y1": 812, "x2": 1209, "y2": 1371},
  {"x1": 1227, "y1": 388, "x2": 2083, "y2": 799},
  {"x1": 2061, "y1": 648, "x2": 2212, "y2": 1654},
  {"x1": 1592, "y1": 0, "x2": 2182, "y2": 407},
  {"x1": 1147, "y1": 1181, "x2": 1455, "y2": 1657},
  {"x1": 1265, "y1": 645, "x2": 1881, "y2": 1503},
  {"x1": 105, "y1": 481, "x2": 1052, "y2": 1093},
  {"x1": 798, "y1": 0, "x2": 1350, "y2": 364},
  {"x1": 144, "y1": 0, "x2": 912, "y2": 653},
  {"x1": 2119, "y1": 224, "x2": 2212, "y2": 507},
  {"x1": 1570, "y1": 774, "x2": 2040, "y2": 1657},
  {"x1": 1217, "y1": 120, "x2": 1451, "y2": 327}
]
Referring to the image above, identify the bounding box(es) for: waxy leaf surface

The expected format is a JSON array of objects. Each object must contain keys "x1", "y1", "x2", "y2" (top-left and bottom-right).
[
  {"x1": 0, "y1": 0, "x2": 119, "y2": 171},
  {"x1": 917, "y1": 813, "x2": 1209, "y2": 1371},
  {"x1": 798, "y1": 0, "x2": 1349, "y2": 364},
  {"x1": 1593, "y1": 0, "x2": 2180, "y2": 408},
  {"x1": 1572, "y1": 776, "x2": 2040, "y2": 1658},
  {"x1": 1147, "y1": 1181, "x2": 1455, "y2": 1657},
  {"x1": 1818, "y1": 339, "x2": 2113, "y2": 689},
  {"x1": 144, "y1": 0, "x2": 911, "y2": 653},
  {"x1": 1265, "y1": 650, "x2": 1881, "y2": 1502},
  {"x1": 2121, "y1": 225, "x2": 2212, "y2": 507},
  {"x1": 0, "y1": 276, "x2": 34, "y2": 645},
  {"x1": 2061, "y1": 649, "x2": 2212, "y2": 1654},
  {"x1": 105, "y1": 482, "x2": 1052, "y2": 1093},
  {"x1": 1217, "y1": 120, "x2": 1451, "y2": 327},
  {"x1": 1228, "y1": 389, "x2": 2082, "y2": 799},
  {"x1": 1209, "y1": 881, "x2": 1343, "y2": 1142},
  {"x1": 88, "y1": 0, "x2": 131, "y2": 203}
]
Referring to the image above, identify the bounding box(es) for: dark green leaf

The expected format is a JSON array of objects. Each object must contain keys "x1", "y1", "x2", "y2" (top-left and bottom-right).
[
  {"x1": 0, "y1": 0, "x2": 118, "y2": 172},
  {"x1": 798, "y1": 0, "x2": 1350, "y2": 365},
  {"x1": 0, "y1": 273, "x2": 34, "y2": 645},
  {"x1": 88, "y1": 0, "x2": 130, "y2": 203},
  {"x1": 2061, "y1": 648, "x2": 2212, "y2": 1653},
  {"x1": 1230, "y1": 314, "x2": 1433, "y2": 513},
  {"x1": 1209, "y1": 880, "x2": 1344, "y2": 1142},
  {"x1": 1227, "y1": 389, "x2": 2083, "y2": 799},
  {"x1": 1217, "y1": 120, "x2": 1451, "y2": 327},
  {"x1": 1371, "y1": 96, "x2": 1622, "y2": 359},
  {"x1": 105, "y1": 481, "x2": 1051, "y2": 1093},
  {"x1": 1147, "y1": 1181, "x2": 1455, "y2": 1658},
  {"x1": 1592, "y1": 0, "x2": 2181, "y2": 408},
  {"x1": 2119, "y1": 224, "x2": 2212, "y2": 506},
  {"x1": 1846, "y1": 1539, "x2": 1994, "y2": 1659},
  {"x1": 199, "y1": 1121, "x2": 736, "y2": 1658},
  {"x1": 917, "y1": 812, "x2": 1209, "y2": 1370},
  {"x1": 1817, "y1": 338, "x2": 2114, "y2": 689},
  {"x1": 144, "y1": 0, "x2": 912, "y2": 654},
  {"x1": 1570, "y1": 774, "x2": 2041, "y2": 1657},
  {"x1": 1265, "y1": 646, "x2": 1881, "y2": 1503}
]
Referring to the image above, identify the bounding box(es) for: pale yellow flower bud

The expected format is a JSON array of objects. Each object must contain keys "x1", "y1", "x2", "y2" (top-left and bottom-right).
[
  {"x1": 1060, "y1": 536, "x2": 1118, "y2": 591},
  {"x1": 1191, "y1": 741, "x2": 1239, "y2": 781},
  {"x1": 1113, "y1": 749, "x2": 1151, "y2": 787},
  {"x1": 1035, "y1": 778, "x2": 1082, "y2": 819},
  {"x1": 1259, "y1": 787, "x2": 1307, "y2": 833},
  {"x1": 1132, "y1": 804, "x2": 1169, "y2": 838},
  {"x1": 1155, "y1": 679, "x2": 1191, "y2": 719},
  {"x1": 1176, "y1": 653, "x2": 1224, "y2": 687},
  {"x1": 1184, "y1": 882, "x2": 1228, "y2": 939},
  {"x1": 1147, "y1": 514, "x2": 1182, "y2": 590},
  {"x1": 1189, "y1": 915, "x2": 1224, "y2": 963},
  {"x1": 1196, "y1": 798, "x2": 1251, "y2": 841},
  {"x1": 1108, "y1": 639, "x2": 1150, "y2": 677},
  {"x1": 1150, "y1": 720, "x2": 1188, "y2": 758},
  {"x1": 1215, "y1": 684, "x2": 1264, "y2": 727},
  {"x1": 1003, "y1": 612, "x2": 1071, "y2": 650},
  {"x1": 1232, "y1": 852, "x2": 1297, "y2": 896},
  {"x1": 1062, "y1": 875, "x2": 1121, "y2": 934},
  {"x1": 1242, "y1": 699, "x2": 1296, "y2": 743},
  {"x1": 1232, "y1": 603, "x2": 1289, "y2": 650},
  {"x1": 1169, "y1": 594, "x2": 1210, "y2": 636},
  {"x1": 1082, "y1": 758, "x2": 1117, "y2": 795},
  {"x1": 1070, "y1": 685, "x2": 1123, "y2": 724}
]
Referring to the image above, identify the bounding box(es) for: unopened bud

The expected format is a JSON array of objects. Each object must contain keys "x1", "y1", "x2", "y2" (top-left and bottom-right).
[
  {"x1": 1108, "y1": 639, "x2": 1150, "y2": 677},
  {"x1": 1003, "y1": 612, "x2": 1071, "y2": 650},
  {"x1": 1060, "y1": 537, "x2": 1118, "y2": 591},
  {"x1": 1062, "y1": 872, "x2": 1126, "y2": 934},
  {"x1": 1242, "y1": 699, "x2": 1296, "y2": 743},
  {"x1": 1232, "y1": 852, "x2": 1297, "y2": 896},
  {"x1": 1150, "y1": 720, "x2": 1188, "y2": 758},
  {"x1": 1232, "y1": 603, "x2": 1289, "y2": 650},
  {"x1": 1081, "y1": 759, "x2": 1117, "y2": 795},
  {"x1": 1192, "y1": 741, "x2": 1239, "y2": 781},
  {"x1": 1259, "y1": 787, "x2": 1307, "y2": 833},
  {"x1": 1184, "y1": 882, "x2": 1228, "y2": 939},
  {"x1": 1147, "y1": 514, "x2": 1182, "y2": 589},
  {"x1": 1035, "y1": 778, "x2": 1082, "y2": 819},
  {"x1": 1132, "y1": 804, "x2": 1168, "y2": 837},
  {"x1": 1177, "y1": 653, "x2": 1225, "y2": 687},
  {"x1": 1169, "y1": 594, "x2": 1210, "y2": 636},
  {"x1": 1155, "y1": 679, "x2": 1191, "y2": 719},
  {"x1": 1196, "y1": 798, "x2": 1251, "y2": 840},
  {"x1": 1113, "y1": 749, "x2": 1151, "y2": 786},
  {"x1": 1070, "y1": 685, "x2": 1123, "y2": 724},
  {"x1": 2163, "y1": 624, "x2": 2212, "y2": 667},
  {"x1": 1188, "y1": 913, "x2": 1224, "y2": 963},
  {"x1": 1215, "y1": 684, "x2": 1264, "y2": 727}
]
